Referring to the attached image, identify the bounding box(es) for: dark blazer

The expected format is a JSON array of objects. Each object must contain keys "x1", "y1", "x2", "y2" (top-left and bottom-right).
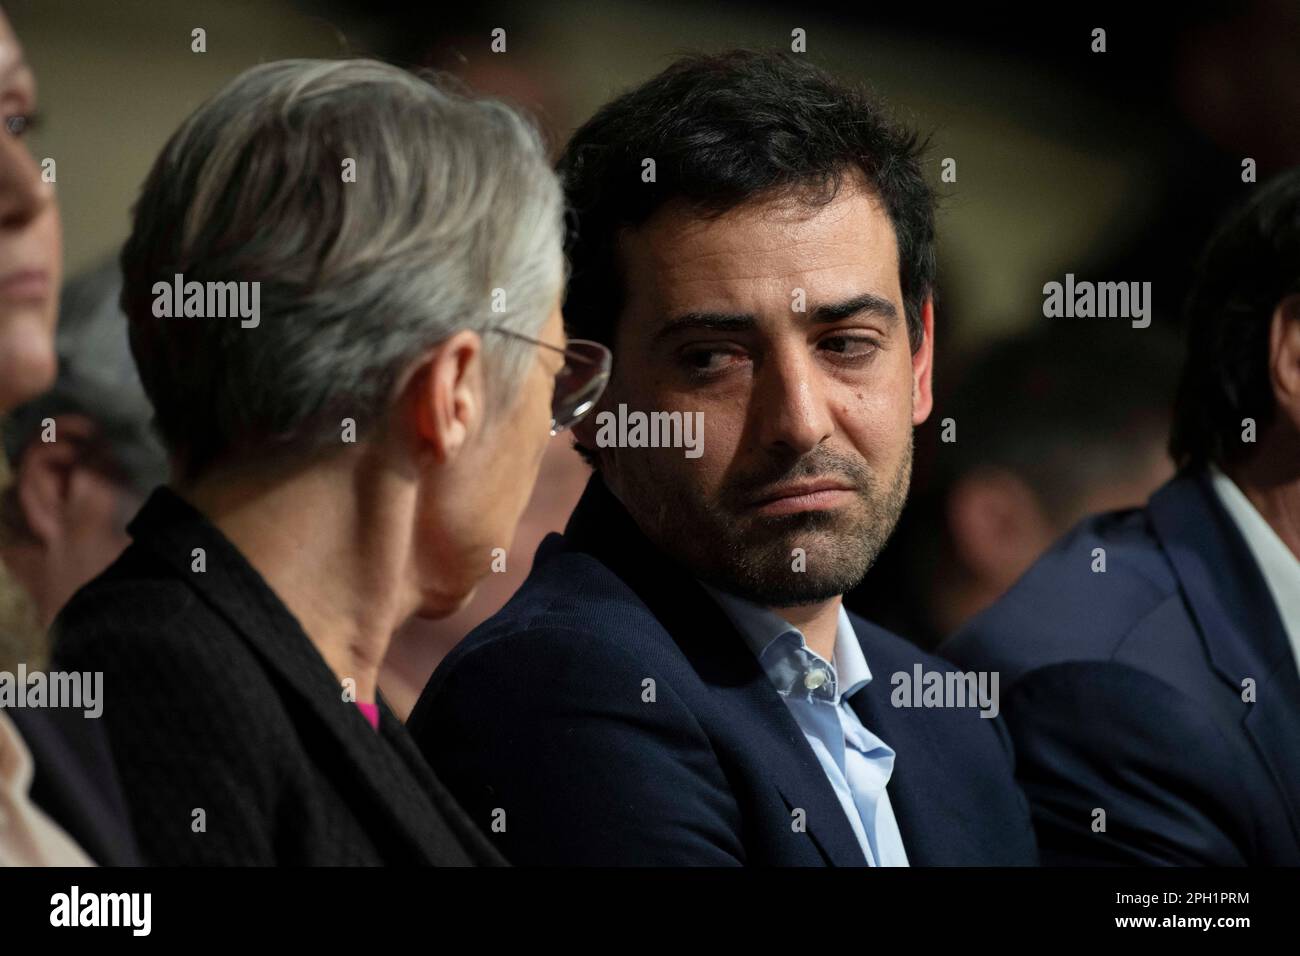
[
  {"x1": 6, "y1": 705, "x2": 140, "y2": 865},
  {"x1": 945, "y1": 469, "x2": 1300, "y2": 865},
  {"x1": 409, "y1": 474, "x2": 1037, "y2": 866},
  {"x1": 50, "y1": 487, "x2": 504, "y2": 866}
]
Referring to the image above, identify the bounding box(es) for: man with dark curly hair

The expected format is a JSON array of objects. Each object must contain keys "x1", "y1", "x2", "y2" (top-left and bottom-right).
[{"x1": 412, "y1": 51, "x2": 1037, "y2": 867}]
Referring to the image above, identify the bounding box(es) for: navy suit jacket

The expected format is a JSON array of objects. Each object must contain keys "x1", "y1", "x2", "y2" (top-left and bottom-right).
[
  {"x1": 945, "y1": 469, "x2": 1300, "y2": 865},
  {"x1": 410, "y1": 474, "x2": 1037, "y2": 866},
  {"x1": 6, "y1": 706, "x2": 140, "y2": 866}
]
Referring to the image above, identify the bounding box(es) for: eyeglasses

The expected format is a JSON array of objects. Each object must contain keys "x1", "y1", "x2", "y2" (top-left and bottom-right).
[{"x1": 486, "y1": 328, "x2": 612, "y2": 434}]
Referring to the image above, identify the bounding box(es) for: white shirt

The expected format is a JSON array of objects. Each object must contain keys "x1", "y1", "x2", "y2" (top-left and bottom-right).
[
  {"x1": 0, "y1": 710, "x2": 94, "y2": 867},
  {"x1": 1210, "y1": 465, "x2": 1300, "y2": 676}
]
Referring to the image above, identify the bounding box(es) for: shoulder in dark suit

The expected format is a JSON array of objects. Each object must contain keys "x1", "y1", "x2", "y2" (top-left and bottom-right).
[
  {"x1": 50, "y1": 487, "x2": 504, "y2": 866},
  {"x1": 945, "y1": 469, "x2": 1300, "y2": 864},
  {"x1": 409, "y1": 474, "x2": 1037, "y2": 866}
]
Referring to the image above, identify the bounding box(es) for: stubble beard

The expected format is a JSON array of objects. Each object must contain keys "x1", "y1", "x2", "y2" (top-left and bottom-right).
[{"x1": 613, "y1": 436, "x2": 913, "y2": 608}]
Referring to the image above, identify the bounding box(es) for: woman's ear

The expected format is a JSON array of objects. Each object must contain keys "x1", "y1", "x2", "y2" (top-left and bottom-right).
[{"x1": 415, "y1": 330, "x2": 485, "y2": 464}]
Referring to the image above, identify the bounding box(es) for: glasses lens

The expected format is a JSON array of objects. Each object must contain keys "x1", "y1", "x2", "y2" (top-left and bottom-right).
[{"x1": 551, "y1": 340, "x2": 611, "y2": 433}]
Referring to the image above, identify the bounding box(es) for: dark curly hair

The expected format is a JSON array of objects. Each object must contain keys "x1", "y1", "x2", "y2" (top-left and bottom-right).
[
  {"x1": 1170, "y1": 167, "x2": 1300, "y2": 469},
  {"x1": 558, "y1": 50, "x2": 937, "y2": 357}
]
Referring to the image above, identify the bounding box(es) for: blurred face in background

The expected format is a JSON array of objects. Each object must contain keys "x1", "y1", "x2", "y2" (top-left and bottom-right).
[
  {"x1": 581, "y1": 176, "x2": 934, "y2": 607},
  {"x1": 1, "y1": 414, "x2": 144, "y2": 628},
  {"x1": 938, "y1": 427, "x2": 1174, "y2": 636},
  {"x1": 0, "y1": 9, "x2": 59, "y2": 415}
]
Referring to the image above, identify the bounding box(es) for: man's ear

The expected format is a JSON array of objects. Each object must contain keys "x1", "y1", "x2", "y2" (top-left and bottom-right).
[
  {"x1": 414, "y1": 330, "x2": 485, "y2": 464},
  {"x1": 571, "y1": 417, "x2": 596, "y2": 460},
  {"x1": 1268, "y1": 293, "x2": 1300, "y2": 432},
  {"x1": 14, "y1": 414, "x2": 98, "y2": 544},
  {"x1": 569, "y1": 346, "x2": 624, "y2": 467},
  {"x1": 911, "y1": 295, "x2": 935, "y2": 426},
  {"x1": 570, "y1": 389, "x2": 612, "y2": 462}
]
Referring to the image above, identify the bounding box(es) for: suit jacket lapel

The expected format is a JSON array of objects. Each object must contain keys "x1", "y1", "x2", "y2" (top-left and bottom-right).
[
  {"x1": 845, "y1": 660, "x2": 991, "y2": 867},
  {"x1": 1148, "y1": 471, "x2": 1300, "y2": 847},
  {"x1": 127, "y1": 488, "x2": 476, "y2": 864},
  {"x1": 562, "y1": 475, "x2": 867, "y2": 866},
  {"x1": 717, "y1": 668, "x2": 868, "y2": 866},
  {"x1": 845, "y1": 683, "x2": 930, "y2": 863}
]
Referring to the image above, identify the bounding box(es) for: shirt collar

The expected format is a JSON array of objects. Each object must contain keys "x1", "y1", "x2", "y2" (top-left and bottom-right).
[
  {"x1": 699, "y1": 582, "x2": 872, "y2": 704},
  {"x1": 1210, "y1": 464, "x2": 1300, "y2": 672}
]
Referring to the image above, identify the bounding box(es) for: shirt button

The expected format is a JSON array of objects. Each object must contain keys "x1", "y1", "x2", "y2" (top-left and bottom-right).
[{"x1": 803, "y1": 669, "x2": 828, "y2": 691}]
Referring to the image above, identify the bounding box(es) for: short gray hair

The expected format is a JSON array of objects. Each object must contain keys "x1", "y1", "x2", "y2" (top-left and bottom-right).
[{"x1": 121, "y1": 58, "x2": 565, "y2": 478}]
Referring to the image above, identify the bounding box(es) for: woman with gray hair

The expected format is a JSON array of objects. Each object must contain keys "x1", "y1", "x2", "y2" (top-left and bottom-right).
[{"x1": 51, "y1": 58, "x2": 609, "y2": 865}]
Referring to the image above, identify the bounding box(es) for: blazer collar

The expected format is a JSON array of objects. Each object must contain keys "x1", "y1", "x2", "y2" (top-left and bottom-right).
[
  {"x1": 1148, "y1": 469, "x2": 1300, "y2": 842},
  {"x1": 126, "y1": 486, "x2": 491, "y2": 864},
  {"x1": 843, "y1": 665, "x2": 990, "y2": 866},
  {"x1": 562, "y1": 474, "x2": 870, "y2": 865}
]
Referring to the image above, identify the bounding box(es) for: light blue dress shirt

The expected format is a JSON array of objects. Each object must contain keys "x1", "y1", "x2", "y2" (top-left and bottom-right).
[{"x1": 701, "y1": 584, "x2": 910, "y2": 866}]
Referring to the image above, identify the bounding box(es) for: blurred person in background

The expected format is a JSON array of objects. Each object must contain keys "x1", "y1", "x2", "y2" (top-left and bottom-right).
[
  {"x1": 1, "y1": 259, "x2": 166, "y2": 631},
  {"x1": 0, "y1": 4, "x2": 138, "y2": 867},
  {"x1": 947, "y1": 168, "x2": 1300, "y2": 865},
  {"x1": 51, "y1": 57, "x2": 608, "y2": 865},
  {"x1": 848, "y1": 326, "x2": 1179, "y2": 649}
]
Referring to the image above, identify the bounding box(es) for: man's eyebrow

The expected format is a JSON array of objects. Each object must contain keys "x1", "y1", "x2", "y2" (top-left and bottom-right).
[
  {"x1": 652, "y1": 292, "x2": 899, "y2": 344},
  {"x1": 809, "y1": 292, "x2": 899, "y2": 324},
  {"x1": 652, "y1": 312, "x2": 756, "y2": 344}
]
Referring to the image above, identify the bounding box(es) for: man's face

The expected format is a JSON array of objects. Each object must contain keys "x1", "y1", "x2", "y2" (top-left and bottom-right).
[{"x1": 584, "y1": 177, "x2": 933, "y2": 607}]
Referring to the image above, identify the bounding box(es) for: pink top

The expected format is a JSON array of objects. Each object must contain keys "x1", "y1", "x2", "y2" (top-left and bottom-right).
[{"x1": 355, "y1": 700, "x2": 380, "y2": 731}]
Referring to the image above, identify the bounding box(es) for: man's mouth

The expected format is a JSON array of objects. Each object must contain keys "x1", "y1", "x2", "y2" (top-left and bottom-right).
[{"x1": 745, "y1": 479, "x2": 857, "y2": 516}]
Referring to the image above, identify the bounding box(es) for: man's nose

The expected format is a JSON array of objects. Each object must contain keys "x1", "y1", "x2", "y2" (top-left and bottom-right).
[{"x1": 751, "y1": 344, "x2": 834, "y2": 456}]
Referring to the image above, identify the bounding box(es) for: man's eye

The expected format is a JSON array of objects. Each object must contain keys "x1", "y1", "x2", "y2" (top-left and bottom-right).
[
  {"x1": 819, "y1": 336, "x2": 878, "y2": 361},
  {"x1": 680, "y1": 347, "x2": 742, "y2": 376}
]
